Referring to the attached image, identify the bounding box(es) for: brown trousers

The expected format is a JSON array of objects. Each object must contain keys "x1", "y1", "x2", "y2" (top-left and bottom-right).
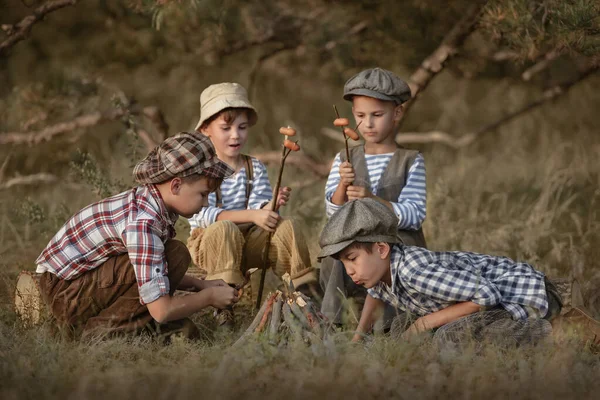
[
  {"x1": 187, "y1": 219, "x2": 316, "y2": 289},
  {"x1": 39, "y1": 240, "x2": 191, "y2": 339}
]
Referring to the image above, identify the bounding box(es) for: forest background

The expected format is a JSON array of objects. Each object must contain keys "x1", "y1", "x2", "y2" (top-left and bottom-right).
[{"x1": 1, "y1": 0, "x2": 599, "y2": 399}]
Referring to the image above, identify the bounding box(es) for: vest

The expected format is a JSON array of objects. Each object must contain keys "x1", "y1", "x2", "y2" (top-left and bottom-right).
[{"x1": 341, "y1": 145, "x2": 427, "y2": 248}]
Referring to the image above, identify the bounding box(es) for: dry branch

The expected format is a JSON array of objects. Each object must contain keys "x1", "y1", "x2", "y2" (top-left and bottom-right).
[
  {"x1": 400, "y1": 0, "x2": 490, "y2": 127},
  {"x1": 0, "y1": 0, "x2": 79, "y2": 56},
  {"x1": 522, "y1": 49, "x2": 563, "y2": 81},
  {"x1": 0, "y1": 105, "x2": 168, "y2": 148},
  {"x1": 0, "y1": 173, "x2": 57, "y2": 190},
  {"x1": 394, "y1": 63, "x2": 599, "y2": 148}
]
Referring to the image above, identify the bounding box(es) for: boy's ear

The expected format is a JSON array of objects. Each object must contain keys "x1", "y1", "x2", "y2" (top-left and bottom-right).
[
  {"x1": 393, "y1": 104, "x2": 404, "y2": 122},
  {"x1": 170, "y1": 177, "x2": 182, "y2": 195},
  {"x1": 199, "y1": 124, "x2": 210, "y2": 136},
  {"x1": 375, "y1": 242, "x2": 391, "y2": 259}
]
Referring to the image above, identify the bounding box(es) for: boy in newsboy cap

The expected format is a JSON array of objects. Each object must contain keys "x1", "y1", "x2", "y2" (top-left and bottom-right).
[
  {"x1": 36, "y1": 132, "x2": 240, "y2": 339},
  {"x1": 321, "y1": 67, "x2": 427, "y2": 325},
  {"x1": 319, "y1": 199, "x2": 562, "y2": 343}
]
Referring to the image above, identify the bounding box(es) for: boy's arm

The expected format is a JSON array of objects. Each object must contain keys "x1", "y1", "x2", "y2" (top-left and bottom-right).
[
  {"x1": 325, "y1": 154, "x2": 351, "y2": 216},
  {"x1": 146, "y1": 286, "x2": 239, "y2": 323},
  {"x1": 177, "y1": 275, "x2": 228, "y2": 292},
  {"x1": 352, "y1": 293, "x2": 385, "y2": 342},
  {"x1": 402, "y1": 301, "x2": 481, "y2": 339},
  {"x1": 389, "y1": 154, "x2": 427, "y2": 230}
]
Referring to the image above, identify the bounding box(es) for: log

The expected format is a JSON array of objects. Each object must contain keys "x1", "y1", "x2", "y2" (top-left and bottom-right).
[
  {"x1": 14, "y1": 271, "x2": 48, "y2": 327},
  {"x1": 269, "y1": 297, "x2": 283, "y2": 342}
]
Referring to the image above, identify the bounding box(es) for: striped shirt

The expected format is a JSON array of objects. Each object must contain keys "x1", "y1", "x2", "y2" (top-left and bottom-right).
[
  {"x1": 35, "y1": 184, "x2": 178, "y2": 305},
  {"x1": 189, "y1": 157, "x2": 272, "y2": 230},
  {"x1": 368, "y1": 245, "x2": 549, "y2": 320},
  {"x1": 325, "y1": 152, "x2": 426, "y2": 230}
]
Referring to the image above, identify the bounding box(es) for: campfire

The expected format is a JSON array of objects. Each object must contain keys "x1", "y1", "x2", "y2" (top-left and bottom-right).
[{"x1": 234, "y1": 289, "x2": 331, "y2": 346}]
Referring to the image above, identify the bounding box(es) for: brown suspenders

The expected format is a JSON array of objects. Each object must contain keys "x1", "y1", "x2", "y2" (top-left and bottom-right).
[{"x1": 215, "y1": 155, "x2": 254, "y2": 209}]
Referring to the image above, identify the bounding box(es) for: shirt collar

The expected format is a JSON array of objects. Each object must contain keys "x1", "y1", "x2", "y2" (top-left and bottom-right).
[{"x1": 147, "y1": 184, "x2": 179, "y2": 228}]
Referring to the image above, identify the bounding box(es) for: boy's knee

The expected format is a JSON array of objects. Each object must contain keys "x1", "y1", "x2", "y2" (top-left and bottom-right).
[
  {"x1": 204, "y1": 220, "x2": 244, "y2": 243},
  {"x1": 165, "y1": 240, "x2": 191, "y2": 274}
]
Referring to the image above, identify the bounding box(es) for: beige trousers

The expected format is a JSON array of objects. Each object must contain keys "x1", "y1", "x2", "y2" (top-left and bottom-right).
[{"x1": 187, "y1": 220, "x2": 316, "y2": 289}]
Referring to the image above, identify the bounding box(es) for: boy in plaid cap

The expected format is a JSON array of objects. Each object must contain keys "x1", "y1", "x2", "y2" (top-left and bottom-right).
[
  {"x1": 321, "y1": 67, "x2": 427, "y2": 325},
  {"x1": 186, "y1": 82, "x2": 317, "y2": 327},
  {"x1": 36, "y1": 132, "x2": 239, "y2": 339},
  {"x1": 319, "y1": 199, "x2": 562, "y2": 343}
]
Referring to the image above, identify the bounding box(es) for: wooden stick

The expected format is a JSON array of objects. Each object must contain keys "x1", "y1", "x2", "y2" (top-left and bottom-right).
[
  {"x1": 269, "y1": 296, "x2": 283, "y2": 342},
  {"x1": 333, "y1": 105, "x2": 350, "y2": 161},
  {"x1": 255, "y1": 293, "x2": 277, "y2": 333},
  {"x1": 288, "y1": 299, "x2": 310, "y2": 329},
  {"x1": 256, "y1": 142, "x2": 295, "y2": 309},
  {"x1": 282, "y1": 303, "x2": 304, "y2": 338},
  {"x1": 233, "y1": 291, "x2": 272, "y2": 346}
]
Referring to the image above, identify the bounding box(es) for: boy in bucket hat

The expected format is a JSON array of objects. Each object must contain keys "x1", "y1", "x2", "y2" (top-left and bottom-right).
[
  {"x1": 36, "y1": 132, "x2": 240, "y2": 340},
  {"x1": 321, "y1": 67, "x2": 427, "y2": 325},
  {"x1": 319, "y1": 199, "x2": 562, "y2": 344},
  {"x1": 187, "y1": 83, "x2": 316, "y2": 327}
]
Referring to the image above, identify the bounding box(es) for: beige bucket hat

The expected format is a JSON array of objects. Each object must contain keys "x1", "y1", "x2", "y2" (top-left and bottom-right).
[{"x1": 194, "y1": 82, "x2": 258, "y2": 131}]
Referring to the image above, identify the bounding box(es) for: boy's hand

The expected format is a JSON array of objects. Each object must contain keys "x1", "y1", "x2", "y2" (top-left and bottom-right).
[
  {"x1": 275, "y1": 186, "x2": 291, "y2": 207},
  {"x1": 252, "y1": 209, "x2": 280, "y2": 232},
  {"x1": 208, "y1": 286, "x2": 240, "y2": 309},
  {"x1": 346, "y1": 185, "x2": 372, "y2": 201},
  {"x1": 338, "y1": 161, "x2": 355, "y2": 187}
]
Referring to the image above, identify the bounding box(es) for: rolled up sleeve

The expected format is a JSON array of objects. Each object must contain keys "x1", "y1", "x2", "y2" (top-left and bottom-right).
[{"x1": 124, "y1": 220, "x2": 170, "y2": 305}]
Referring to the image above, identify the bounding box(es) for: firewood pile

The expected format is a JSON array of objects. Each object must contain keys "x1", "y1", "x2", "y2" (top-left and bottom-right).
[{"x1": 234, "y1": 290, "x2": 331, "y2": 347}]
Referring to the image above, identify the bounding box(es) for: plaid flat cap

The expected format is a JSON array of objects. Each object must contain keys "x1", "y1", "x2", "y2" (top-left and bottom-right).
[
  {"x1": 343, "y1": 67, "x2": 411, "y2": 104},
  {"x1": 318, "y1": 198, "x2": 402, "y2": 259},
  {"x1": 133, "y1": 132, "x2": 234, "y2": 184}
]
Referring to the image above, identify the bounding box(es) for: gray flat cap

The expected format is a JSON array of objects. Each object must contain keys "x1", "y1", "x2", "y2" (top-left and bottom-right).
[
  {"x1": 343, "y1": 67, "x2": 411, "y2": 104},
  {"x1": 318, "y1": 198, "x2": 402, "y2": 259}
]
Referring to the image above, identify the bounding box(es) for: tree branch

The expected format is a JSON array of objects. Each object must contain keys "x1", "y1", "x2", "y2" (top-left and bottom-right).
[
  {"x1": 0, "y1": 0, "x2": 79, "y2": 57},
  {"x1": 400, "y1": 0, "x2": 490, "y2": 127},
  {"x1": 0, "y1": 109, "x2": 125, "y2": 146},
  {"x1": 0, "y1": 173, "x2": 57, "y2": 190},
  {"x1": 393, "y1": 63, "x2": 599, "y2": 148},
  {"x1": 522, "y1": 49, "x2": 562, "y2": 81},
  {"x1": 0, "y1": 104, "x2": 168, "y2": 148},
  {"x1": 142, "y1": 106, "x2": 169, "y2": 141}
]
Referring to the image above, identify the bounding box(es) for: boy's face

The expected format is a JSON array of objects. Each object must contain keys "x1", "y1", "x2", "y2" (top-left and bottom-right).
[
  {"x1": 201, "y1": 113, "x2": 249, "y2": 161},
  {"x1": 166, "y1": 176, "x2": 214, "y2": 218},
  {"x1": 351, "y1": 96, "x2": 403, "y2": 145},
  {"x1": 338, "y1": 242, "x2": 391, "y2": 288}
]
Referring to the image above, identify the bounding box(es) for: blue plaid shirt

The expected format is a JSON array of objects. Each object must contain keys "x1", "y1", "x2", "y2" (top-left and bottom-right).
[{"x1": 368, "y1": 245, "x2": 549, "y2": 320}]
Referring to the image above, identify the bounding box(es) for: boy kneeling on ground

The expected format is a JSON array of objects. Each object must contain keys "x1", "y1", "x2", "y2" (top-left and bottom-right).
[
  {"x1": 318, "y1": 199, "x2": 562, "y2": 344},
  {"x1": 35, "y1": 133, "x2": 240, "y2": 340}
]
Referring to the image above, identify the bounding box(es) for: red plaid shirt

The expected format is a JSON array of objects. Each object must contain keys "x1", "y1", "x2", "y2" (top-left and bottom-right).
[{"x1": 35, "y1": 184, "x2": 178, "y2": 305}]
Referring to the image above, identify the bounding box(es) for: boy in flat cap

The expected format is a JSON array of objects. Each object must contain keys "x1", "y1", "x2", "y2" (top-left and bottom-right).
[
  {"x1": 36, "y1": 132, "x2": 240, "y2": 339},
  {"x1": 319, "y1": 199, "x2": 562, "y2": 343},
  {"x1": 321, "y1": 67, "x2": 427, "y2": 325},
  {"x1": 187, "y1": 82, "x2": 316, "y2": 327}
]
